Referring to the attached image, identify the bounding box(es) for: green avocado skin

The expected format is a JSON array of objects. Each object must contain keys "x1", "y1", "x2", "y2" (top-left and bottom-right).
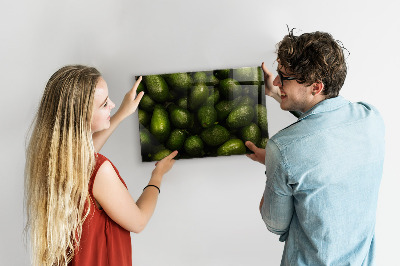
[
  {"x1": 150, "y1": 106, "x2": 171, "y2": 143},
  {"x1": 200, "y1": 124, "x2": 230, "y2": 147},
  {"x1": 193, "y1": 72, "x2": 208, "y2": 84},
  {"x1": 232, "y1": 67, "x2": 262, "y2": 83},
  {"x1": 197, "y1": 105, "x2": 217, "y2": 128},
  {"x1": 226, "y1": 105, "x2": 255, "y2": 128},
  {"x1": 152, "y1": 149, "x2": 172, "y2": 161},
  {"x1": 219, "y1": 78, "x2": 242, "y2": 100},
  {"x1": 139, "y1": 94, "x2": 155, "y2": 112},
  {"x1": 215, "y1": 100, "x2": 235, "y2": 121},
  {"x1": 170, "y1": 107, "x2": 191, "y2": 129},
  {"x1": 139, "y1": 129, "x2": 152, "y2": 154},
  {"x1": 184, "y1": 135, "x2": 204, "y2": 156},
  {"x1": 259, "y1": 137, "x2": 269, "y2": 149},
  {"x1": 188, "y1": 83, "x2": 209, "y2": 110},
  {"x1": 145, "y1": 75, "x2": 169, "y2": 103},
  {"x1": 217, "y1": 139, "x2": 246, "y2": 156},
  {"x1": 164, "y1": 73, "x2": 193, "y2": 92},
  {"x1": 138, "y1": 109, "x2": 151, "y2": 126},
  {"x1": 255, "y1": 104, "x2": 268, "y2": 134},
  {"x1": 240, "y1": 123, "x2": 261, "y2": 145},
  {"x1": 166, "y1": 129, "x2": 187, "y2": 150}
]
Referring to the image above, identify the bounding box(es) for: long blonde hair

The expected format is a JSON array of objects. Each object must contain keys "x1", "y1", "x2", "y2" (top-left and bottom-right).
[{"x1": 25, "y1": 65, "x2": 101, "y2": 265}]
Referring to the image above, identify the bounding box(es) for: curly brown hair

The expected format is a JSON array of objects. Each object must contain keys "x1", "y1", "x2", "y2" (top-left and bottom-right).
[{"x1": 277, "y1": 30, "x2": 348, "y2": 98}]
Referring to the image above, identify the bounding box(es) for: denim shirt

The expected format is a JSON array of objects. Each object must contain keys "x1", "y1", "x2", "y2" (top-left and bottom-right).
[{"x1": 261, "y1": 96, "x2": 385, "y2": 266}]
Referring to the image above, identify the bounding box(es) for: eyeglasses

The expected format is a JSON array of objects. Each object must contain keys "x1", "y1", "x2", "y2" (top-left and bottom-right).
[{"x1": 277, "y1": 70, "x2": 297, "y2": 86}]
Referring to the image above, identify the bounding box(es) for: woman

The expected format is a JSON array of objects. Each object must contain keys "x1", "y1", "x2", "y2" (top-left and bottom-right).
[{"x1": 24, "y1": 65, "x2": 177, "y2": 265}]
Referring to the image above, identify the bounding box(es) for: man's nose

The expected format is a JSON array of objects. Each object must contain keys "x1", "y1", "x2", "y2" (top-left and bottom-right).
[{"x1": 273, "y1": 75, "x2": 281, "y2": 87}]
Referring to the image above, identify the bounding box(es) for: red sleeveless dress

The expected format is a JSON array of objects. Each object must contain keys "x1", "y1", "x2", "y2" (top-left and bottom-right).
[{"x1": 69, "y1": 153, "x2": 132, "y2": 266}]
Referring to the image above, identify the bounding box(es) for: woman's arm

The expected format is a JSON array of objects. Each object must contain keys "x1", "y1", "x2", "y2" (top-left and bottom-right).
[
  {"x1": 93, "y1": 151, "x2": 178, "y2": 233},
  {"x1": 92, "y1": 77, "x2": 144, "y2": 152}
]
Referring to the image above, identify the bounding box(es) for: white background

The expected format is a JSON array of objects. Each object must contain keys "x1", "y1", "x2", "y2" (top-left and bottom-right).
[{"x1": 1, "y1": 0, "x2": 399, "y2": 265}]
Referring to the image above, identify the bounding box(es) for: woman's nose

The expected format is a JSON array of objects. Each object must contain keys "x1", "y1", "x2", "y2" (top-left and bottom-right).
[{"x1": 109, "y1": 100, "x2": 115, "y2": 109}]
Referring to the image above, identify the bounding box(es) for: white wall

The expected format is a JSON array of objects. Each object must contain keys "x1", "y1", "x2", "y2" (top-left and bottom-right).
[{"x1": 1, "y1": 0, "x2": 399, "y2": 265}]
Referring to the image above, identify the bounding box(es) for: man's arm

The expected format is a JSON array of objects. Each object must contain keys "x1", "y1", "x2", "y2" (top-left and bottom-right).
[
  {"x1": 93, "y1": 77, "x2": 144, "y2": 152},
  {"x1": 259, "y1": 139, "x2": 294, "y2": 239},
  {"x1": 245, "y1": 139, "x2": 294, "y2": 238}
]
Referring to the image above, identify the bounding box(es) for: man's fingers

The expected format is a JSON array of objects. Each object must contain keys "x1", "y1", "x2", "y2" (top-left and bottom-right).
[
  {"x1": 246, "y1": 153, "x2": 257, "y2": 161},
  {"x1": 245, "y1": 141, "x2": 258, "y2": 152},
  {"x1": 261, "y1": 62, "x2": 272, "y2": 77}
]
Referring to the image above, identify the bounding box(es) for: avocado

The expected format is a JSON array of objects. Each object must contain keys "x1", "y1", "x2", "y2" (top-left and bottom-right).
[
  {"x1": 193, "y1": 72, "x2": 208, "y2": 84},
  {"x1": 207, "y1": 74, "x2": 219, "y2": 86},
  {"x1": 166, "y1": 102, "x2": 178, "y2": 113},
  {"x1": 215, "y1": 100, "x2": 235, "y2": 121},
  {"x1": 184, "y1": 135, "x2": 204, "y2": 156},
  {"x1": 240, "y1": 123, "x2": 261, "y2": 145},
  {"x1": 242, "y1": 85, "x2": 259, "y2": 99},
  {"x1": 237, "y1": 95, "x2": 255, "y2": 107},
  {"x1": 138, "y1": 109, "x2": 151, "y2": 126},
  {"x1": 187, "y1": 113, "x2": 203, "y2": 135},
  {"x1": 188, "y1": 83, "x2": 209, "y2": 110},
  {"x1": 152, "y1": 149, "x2": 172, "y2": 161},
  {"x1": 226, "y1": 105, "x2": 255, "y2": 128},
  {"x1": 136, "y1": 82, "x2": 146, "y2": 94},
  {"x1": 206, "y1": 88, "x2": 220, "y2": 106},
  {"x1": 258, "y1": 137, "x2": 269, "y2": 149},
  {"x1": 139, "y1": 94, "x2": 155, "y2": 112},
  {"x1": 200, "y1": 124, "x2": 230, "y2": 147},
  {"x1": 167, "y1": 90, "x2": 178, "y2": 101},
  {"x1": 139, "y1": 127, "x2": 152, "y2": 155},
  {"x1": 150, "y1": 105, "x2": 171, "y2": 143},
  {"x1": 219, "y1": 78, "x2": 242, "y2": 100},
  {"x1": 166, "y1": 129, "x2": 187, "y2": 150},
  {"x1": 214, "y1": 69, "x2": 230, "y2": 80},
  {"x1": 217, "y1": 139, "x2": 246, "y2": 156},
  {"x1": 176, "y1": 97, "x2": 188, "y2": 109},
  {"x1": 197, "y1": 105, "x2": 217, "y2": 128},
  {"x1": 255, "y1": 104, "x2": 268, "y2": 135},
  {"x1": 170, "y1": 106, "x2": 191, "y2": 129},
  {"x1": 232, "y1": 67, "x2": 263, "y2": 84},
  {"x1": 164, "y1": 73, "x2": 193, "y2": 92},
  {"x1": 144, "y1": 75, "x2": 169, "y2": 103}
]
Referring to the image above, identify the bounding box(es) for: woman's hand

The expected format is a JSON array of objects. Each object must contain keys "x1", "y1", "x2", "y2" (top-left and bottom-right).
[
  {"x1": 152, "y1": 150, "x2": 178, "y2": 178},
  {"x1": 261, "y1": 62, "x2": 281, "y2": 103},
  {"x1": 115, "y1": 76, "x2": 145, "y2": 120},
  {"x1": 245, "y1": 141, "x2": 266, "y2": 165}
]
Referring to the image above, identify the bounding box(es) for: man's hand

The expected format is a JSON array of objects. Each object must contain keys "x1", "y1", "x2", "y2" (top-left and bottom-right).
[
  {"x1": 245, "y1": 141, "x2": 266, "y2": 165},
  {"x1": 261, "y1": 62, "x2": 281, "y2": 103}
]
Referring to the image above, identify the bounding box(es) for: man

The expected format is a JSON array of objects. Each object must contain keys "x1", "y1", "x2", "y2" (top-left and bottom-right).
[{"x1": 246, "y1": 31, "x2": 385, "y2": 265}]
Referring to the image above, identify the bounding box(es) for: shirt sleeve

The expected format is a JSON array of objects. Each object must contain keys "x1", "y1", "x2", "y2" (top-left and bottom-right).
[{"x1": 260, "y1": 139, "x2": 294, "y2": 241}]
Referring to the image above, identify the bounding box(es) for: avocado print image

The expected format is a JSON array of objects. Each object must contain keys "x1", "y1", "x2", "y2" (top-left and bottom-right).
[{"x1": 136, "y1": 66, "x2": 269, "y2": 162}]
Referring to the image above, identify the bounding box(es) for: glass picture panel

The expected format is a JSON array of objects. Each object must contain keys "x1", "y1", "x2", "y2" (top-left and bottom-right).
[{"x1": 136, "y1": 66, "x2": 269, "y2": 162}]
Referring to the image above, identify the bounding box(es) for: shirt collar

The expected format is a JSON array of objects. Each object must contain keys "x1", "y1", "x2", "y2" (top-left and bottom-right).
[{"x1": 298, "y1": 95, "x2": 350, "y2": 121}]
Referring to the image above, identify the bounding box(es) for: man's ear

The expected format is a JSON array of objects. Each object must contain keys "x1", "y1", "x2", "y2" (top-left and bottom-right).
[{"x1": 312, "y1": 82, "x2": 324, "y2": 96}]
